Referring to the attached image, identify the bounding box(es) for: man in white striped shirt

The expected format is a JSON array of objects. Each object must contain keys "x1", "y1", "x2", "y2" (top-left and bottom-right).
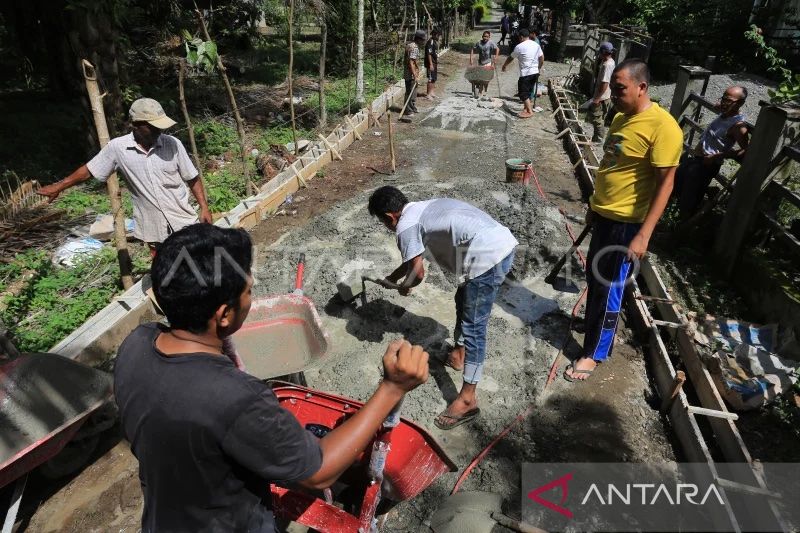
[{"x1": 39, "y1": 98, "x2": 212, "y2": 254}]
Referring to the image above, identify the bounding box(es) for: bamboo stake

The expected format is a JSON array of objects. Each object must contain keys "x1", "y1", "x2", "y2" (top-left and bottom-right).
[
  {"x1": 194, "y1": 6, "x2": 255, "y2": 195},
  {"x1": 388, "y1": 109, "x2": 396, "y2": 173},
  {"x1": 319, "y1": 17, "x2": 328, "y2": 128},
  {"x1": 287, "y1": 0, "x2": 298, "y2": 156},
  {"x1": 178, "y1": 60, "x2": 203, "y2": 179},
  {"x1": 82, "y1": 60, "x2": 133, "y2": 290}
]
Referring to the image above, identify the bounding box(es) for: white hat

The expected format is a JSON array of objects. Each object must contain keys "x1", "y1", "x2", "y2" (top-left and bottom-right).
[{"x1": 129, "y1": 98, "x2": 177, "y2": 129}]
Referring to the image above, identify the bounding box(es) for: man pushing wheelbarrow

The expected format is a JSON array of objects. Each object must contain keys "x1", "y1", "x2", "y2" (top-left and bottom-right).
[
  {"x1": 467, "y1": 30, "x2": 500, "y2": 99},
  {"x1": 114, "y1": 223, "x2": 433, "y2": 531}
]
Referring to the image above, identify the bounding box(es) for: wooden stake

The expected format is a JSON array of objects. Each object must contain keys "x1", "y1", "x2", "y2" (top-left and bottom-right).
[
  {"x1": 82, "y1": 60, "x2": 133, "y2": 290},
  {"x1": 178, "y1": 60, "x2": 203, "y2": 179},
  {"x1": 194, "y1": 6, "x2": 255, "y2": 195},
  {"x1": 319, "y1": 17, "x2": 328, "y2": 128},
  {"x1": 345, "y1": 116, "x2": 362, "y2": 140},
  {"x1": 388, "y1": 108, "x2": 396, "y2": 173},
  {"x1": 287, "y1": 0, "x2": 298, "y2": 156},
  {"x1": 660, "y1": 370, "x2": 686, "y2": 414},
  {"x1": 318, "y1": 134, "x2": 343, "y2": 160}
]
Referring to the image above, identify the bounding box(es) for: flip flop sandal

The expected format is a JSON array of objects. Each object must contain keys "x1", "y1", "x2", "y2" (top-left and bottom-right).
[
  {"x1": 434, "y1": 408, "x2": 481, "y2": 430},
  {"x1": 563, "y1": 363, "x2": 594, "y2": 383}
]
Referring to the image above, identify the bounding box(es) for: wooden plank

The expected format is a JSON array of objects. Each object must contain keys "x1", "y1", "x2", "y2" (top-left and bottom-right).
[{"x1": 687, "y1": 405, "x2": 739, "y2": 421}]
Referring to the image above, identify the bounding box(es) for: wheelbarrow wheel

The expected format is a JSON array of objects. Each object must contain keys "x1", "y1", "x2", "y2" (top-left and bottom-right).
[{"x1": 38, "y1": 435, "x2": 100, "y2": 479}]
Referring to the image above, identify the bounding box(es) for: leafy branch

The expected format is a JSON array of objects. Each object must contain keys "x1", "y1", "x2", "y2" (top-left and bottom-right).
[
  {"x1": 744, "y1": 24, "x2": 799, "y2": 105},
  {"x1": 181, "y1": 30, "x2": 219, "y2": 74}
]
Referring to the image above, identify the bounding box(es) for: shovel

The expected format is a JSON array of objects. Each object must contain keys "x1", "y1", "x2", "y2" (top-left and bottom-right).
[{"x1": 544, "y1": 224, "x2": 591, "y2": 288}]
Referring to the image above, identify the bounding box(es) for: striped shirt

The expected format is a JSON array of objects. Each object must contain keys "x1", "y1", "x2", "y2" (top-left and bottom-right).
[{"x1": 87, "y1": 133, "x2": 199, "y2": 243}]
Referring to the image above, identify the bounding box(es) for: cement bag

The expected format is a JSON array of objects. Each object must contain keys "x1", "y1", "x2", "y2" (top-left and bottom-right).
[
  {"x1": 89, "y1": 214, "x2": 135, "y2": 241},
  {"x1": 52, "y1": 237, "x2": 104, "y2": 267}
]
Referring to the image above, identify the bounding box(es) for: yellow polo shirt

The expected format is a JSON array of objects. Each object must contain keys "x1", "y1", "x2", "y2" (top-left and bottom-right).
[{"x1": 590, "y1": 103, "x2": 683, "y2": 223}]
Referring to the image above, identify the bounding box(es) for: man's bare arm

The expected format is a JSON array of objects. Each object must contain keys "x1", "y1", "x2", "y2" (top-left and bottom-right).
[
  {"x1": 299, "y1": 340, "x2": 428, "y2": 490},
  {"x1": 187, "y1": 176, "x2": 212, "y2": 223},
  {"x1": 627, "y1": 166, "x2": 676, "y2": 260},
  {"x1": 37, "y1": 164, "x2": 92, "y2": 203}
]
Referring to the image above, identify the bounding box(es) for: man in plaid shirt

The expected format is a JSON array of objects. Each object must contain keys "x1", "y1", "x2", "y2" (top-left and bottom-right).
[{"x1": 39, "y1": 98, "x2": 212, "y2": 254}]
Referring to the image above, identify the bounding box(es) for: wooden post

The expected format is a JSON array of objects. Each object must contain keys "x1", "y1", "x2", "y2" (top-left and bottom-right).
[
  {"x1": 82, "y1": 60, "x2": 133, "y2": 290},
  {"x1": 287, "y1": 0, "x2": 298, "y2": 155},
  {"x1": 356, "y1": 0, "x2": 365, "y2": 106},
  {"x1": 713, "y1": 104, "x2": 800, "y2": 277},
  {"x1": 388, "y1": 109, "x2": 396, "y2": 173},
  {"x1": 319, "y1": 17, "x2": 328, "y2": 128},
  {"x1": 195, "y1": 7, "x2": 255, "y2": 195},
  {"x1": 669, "y1": 65, "x2": 711, "y2": 120},
  {"x1": 178, "y1": 60, "x2": 203, "y2": 178}
]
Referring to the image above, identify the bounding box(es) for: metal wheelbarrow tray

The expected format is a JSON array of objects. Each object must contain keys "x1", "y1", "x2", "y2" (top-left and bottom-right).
[
  {"x1": 0, "y1": 352, "x2": 113, "y2": 489},
  {"x1": 233, "y1": 293, "x2": 330, "y2": 380},
  {"x1": 269, "y1": 384, "x2": 457, "y2": 532}
]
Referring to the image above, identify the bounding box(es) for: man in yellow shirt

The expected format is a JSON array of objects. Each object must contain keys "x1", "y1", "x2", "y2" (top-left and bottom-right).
[{"x1": 565, "y1": 59, "x2": 683, "y2": 381}]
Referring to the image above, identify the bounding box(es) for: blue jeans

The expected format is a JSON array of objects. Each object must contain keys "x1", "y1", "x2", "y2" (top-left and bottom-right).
[{"x1": 454, "y1": 251, "x2": 515, "y2": 384}]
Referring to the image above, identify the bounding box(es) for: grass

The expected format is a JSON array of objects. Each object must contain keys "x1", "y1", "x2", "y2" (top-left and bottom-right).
[{"x1": 0, "y1": 246, "x2": 150, "y2": 352}]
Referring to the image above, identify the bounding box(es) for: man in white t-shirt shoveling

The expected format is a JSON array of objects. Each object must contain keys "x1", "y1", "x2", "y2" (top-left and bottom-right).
[
  {"x1": 368, "y1": 186, "x2": 518, "y2": 430},
  {"x1": 501, "y1": 28, "x2": 544, "y2": 118}
]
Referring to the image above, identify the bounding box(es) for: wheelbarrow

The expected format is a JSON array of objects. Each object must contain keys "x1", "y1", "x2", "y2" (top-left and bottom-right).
[
  {"x1": 269, "y1": 383, "x2": 457, "y2": 532},
  {"x1": 0, "y1": 337, "x2": 113, "y2": 529},
  {"x1": 233, "y1": 254, "x2": 329, "y2": 384}
]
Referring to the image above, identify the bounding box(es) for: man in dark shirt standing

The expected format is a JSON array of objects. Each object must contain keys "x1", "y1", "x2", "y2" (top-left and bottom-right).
[
  {"x1": 114, "y1": 223, "x2": 429, "y2": 532},
  {"x1": 425, "y1": 28, "x2": 441, "y2": 100}
]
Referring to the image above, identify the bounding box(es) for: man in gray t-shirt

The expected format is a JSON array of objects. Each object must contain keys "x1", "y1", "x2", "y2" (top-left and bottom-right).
[
  {"x1": 368, "y1": 186, "x2": 518, "y2": 431},
  {"x1": 469, "y1": 31, "x2": 499, "y2": 98}
]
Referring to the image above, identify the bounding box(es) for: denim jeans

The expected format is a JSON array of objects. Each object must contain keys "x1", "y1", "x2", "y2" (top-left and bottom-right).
[{"x1": 454, "y1": 251, "x2": 515, "y2": 384}]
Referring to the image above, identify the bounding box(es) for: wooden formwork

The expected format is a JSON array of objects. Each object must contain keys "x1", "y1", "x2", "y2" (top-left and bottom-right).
[
  {"x1": 50, "y1": 52, "x2": 447, "y2": 362},
  {"x1": 629, "y1": 261, "x2": 787, "y2": 531},
  {"x1": 547, "y1": 77, "x2": 601, "y2": 195}
]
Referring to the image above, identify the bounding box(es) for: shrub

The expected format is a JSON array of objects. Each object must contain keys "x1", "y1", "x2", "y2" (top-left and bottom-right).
[{"x1": 193, "y1": 119, "x2": 239, "y2": 158}]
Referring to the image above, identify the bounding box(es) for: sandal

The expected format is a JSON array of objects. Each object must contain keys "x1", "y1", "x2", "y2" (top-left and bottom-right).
[
  {"x1": 563, "y1": 362, "x2": 595, "y2": 382},
  {"x1": 434, "y1": 408, "x2": 481, "y2": 430}
]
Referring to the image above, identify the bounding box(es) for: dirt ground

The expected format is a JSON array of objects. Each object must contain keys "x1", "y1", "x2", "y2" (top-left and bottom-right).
[{"x1": 18, "y1": 15, "x2": 678, "y2": 533}]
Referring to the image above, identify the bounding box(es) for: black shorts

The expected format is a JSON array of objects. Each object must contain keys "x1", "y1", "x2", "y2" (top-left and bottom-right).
[
  {"x1": 518, "y1": 74, "x2": 540, "y2": 102},
  {"x1": 427, "y1": 67, "x2": 438, "y2": 83}
]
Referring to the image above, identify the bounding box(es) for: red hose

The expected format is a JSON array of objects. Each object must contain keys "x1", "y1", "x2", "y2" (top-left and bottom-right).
[{"x1": 450, "y1": 405, "x2": 534, "y2": 495}]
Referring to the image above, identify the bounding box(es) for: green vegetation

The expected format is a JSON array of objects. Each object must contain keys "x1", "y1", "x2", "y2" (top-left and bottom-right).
[
  {"x1": 53, "y1": 185, "x2": 134, "y2": 218},
  {"x1": 204, "y1": 168, "x2": 249, "y2": 213},
  {"x1": 0, "y1": 247, "x2": 150, "y2": 352},
  {"x1": 193, "y1": 119, "x2": 239, "y2": 158},
  {"x1": 744, "y1": 25, "x2": 800, "y2": 105}
]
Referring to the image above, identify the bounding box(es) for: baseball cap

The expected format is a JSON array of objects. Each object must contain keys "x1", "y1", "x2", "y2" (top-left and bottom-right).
[
  {"x1": 599, "y1": 42, "x2": 615, "y2": 54},
  {"x1": 129, "y1": 98, "x2": 176, "y2": 129}
]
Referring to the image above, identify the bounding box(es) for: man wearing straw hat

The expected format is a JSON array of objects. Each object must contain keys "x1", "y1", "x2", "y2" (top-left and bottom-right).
[{"x1": 38, "y1": 98, "x2": 212, "y2": 255}]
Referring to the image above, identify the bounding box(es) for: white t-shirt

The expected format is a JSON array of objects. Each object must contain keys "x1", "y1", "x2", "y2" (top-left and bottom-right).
[
  {"x1": 395, "y1": 199, "x2": 518, "y2": 282},
  {"x1": 511, "y1": 39, "x2": 544, "y2": 77},
  {"x1": 597, "y1": 58, "x2": 615, "y2": 101}
]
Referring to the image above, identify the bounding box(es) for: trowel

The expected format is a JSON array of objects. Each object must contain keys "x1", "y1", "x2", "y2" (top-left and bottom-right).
[{"x1": 336, "y1": 274, "x2": 401, "y2": 303}]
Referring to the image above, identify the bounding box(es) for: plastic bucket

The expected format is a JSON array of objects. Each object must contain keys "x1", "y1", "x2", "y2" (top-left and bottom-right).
[{"x1": 505, "y1": 158, "x2": 532, "y2": 184}]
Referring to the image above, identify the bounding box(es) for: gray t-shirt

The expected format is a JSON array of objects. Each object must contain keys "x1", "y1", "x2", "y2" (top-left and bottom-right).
[
  {"x1": 474, "y1": 40, "x2": 498, "y2": 65},
  {"x1": 396, "y1": 199, "x2": 518, "y2": 282}
]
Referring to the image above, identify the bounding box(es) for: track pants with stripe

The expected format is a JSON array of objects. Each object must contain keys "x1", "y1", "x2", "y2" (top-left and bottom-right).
[{"x1": 583, "y1": 213, "x2": 641, "y2": 361}]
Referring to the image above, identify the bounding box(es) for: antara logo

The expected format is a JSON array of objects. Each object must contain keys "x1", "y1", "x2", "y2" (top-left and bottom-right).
[
  {"x1": 528, "y1": 474, "x2": 726, "y2": 519},
  {"x1": 528, "y1": 472, "x2": 574, "y2": 518},
  {"x1": 581, "y1": 483, "x2": 725, "y2": 506}
]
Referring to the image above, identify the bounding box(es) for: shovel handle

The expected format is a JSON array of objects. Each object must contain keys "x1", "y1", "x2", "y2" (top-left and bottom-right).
[
  {"x1": 294, "y1": 254, "x2": 305, "y2": 293},
  {"x1": 544, "y1": 224, "x2": 591, "y2": 283}
]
